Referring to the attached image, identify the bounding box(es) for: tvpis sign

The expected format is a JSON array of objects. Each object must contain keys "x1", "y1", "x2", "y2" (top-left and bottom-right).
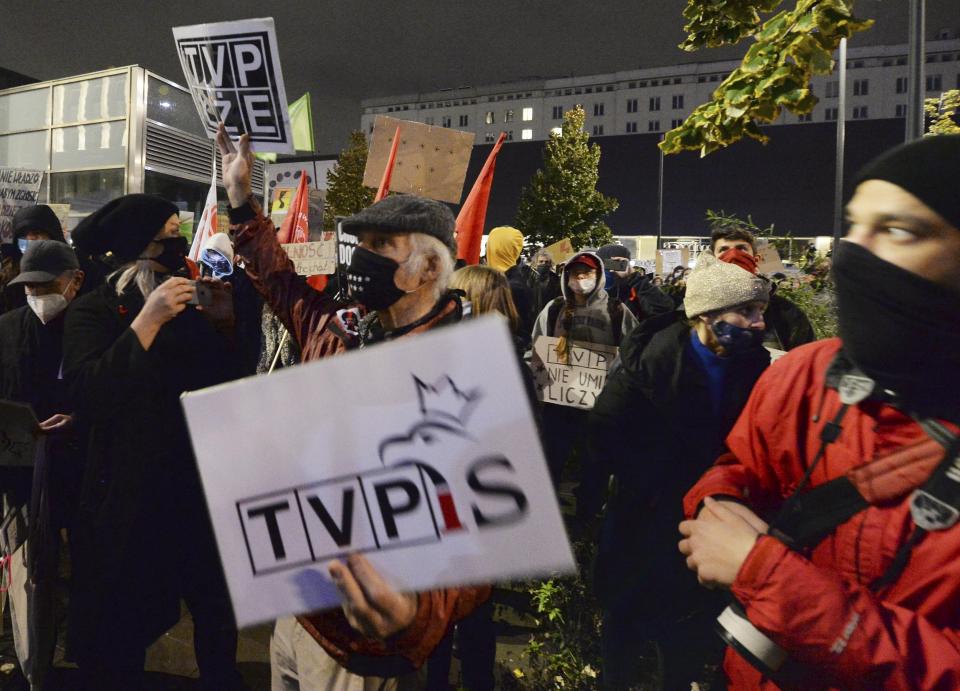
[
  {"x1": 175, "y1": 31, "x2": 288, "y2": 143},
  {"x1": 236, "y1": 377, "x2": 530, "y2": 577}
]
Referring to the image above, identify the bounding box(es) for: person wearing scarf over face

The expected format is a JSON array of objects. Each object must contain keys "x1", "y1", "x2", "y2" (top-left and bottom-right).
[
  {"x1": 588, "y1": 251, "x2": 770, "y2": 690},
  {"x1": 63, "y1": 194, "x2": 243, "y2": 690},
  {"x1": 680, "y1": 135, "x2": 960, "y2": 690}
]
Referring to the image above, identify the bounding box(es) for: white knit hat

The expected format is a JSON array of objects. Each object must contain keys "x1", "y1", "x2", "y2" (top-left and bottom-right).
[{"x1": 684, "y1": 250, "x2": 770, "y2": 318}]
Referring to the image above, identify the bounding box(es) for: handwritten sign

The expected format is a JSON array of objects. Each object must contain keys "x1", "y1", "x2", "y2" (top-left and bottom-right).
[
  {"x1": 281, "y1": 233, "x2": 336, "y2": 276},
  {"x1": 173, "y1": 17, "x2": 294, "y2": 153},
  {"x1": 181, "y1": 317, "x2": 574, "y2": 626},
  {"x1": 0, "y1": 169, "x2": 44, "y2": 244},
  {"x1": 530, "y1": 337, "x2": 618, "y2": 410},
  {"x1": 656, "y1": 248, "x2": 689, "y2": 276},
  {"x1": 543, "y1": 238, "x2": 576, "y2": 266}
]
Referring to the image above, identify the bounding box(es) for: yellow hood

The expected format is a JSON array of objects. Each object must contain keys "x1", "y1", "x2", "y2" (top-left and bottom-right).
[{"x1": 485, "y1": 226, "x2": 524, "y2": 272}]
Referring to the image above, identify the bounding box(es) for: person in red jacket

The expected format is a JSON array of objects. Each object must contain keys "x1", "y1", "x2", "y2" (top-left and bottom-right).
[
  {"x1": 679, "y1": 134, "x2": 960, "y2": 690},
  {"x1": 216, "y1": 127, "x2": 488, "y2": 690}
]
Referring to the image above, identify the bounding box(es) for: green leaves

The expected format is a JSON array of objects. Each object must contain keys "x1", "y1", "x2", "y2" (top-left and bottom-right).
[
  {"x1": 925, "y1": 89, "x2": 960, "y2": 136},
  {"x1": 663, "y1": 0, "x2": 874, "y2": 157},
  {"x1": 515, "y1": 106, "x2": 619, "y2": 249},
  {"x1": 324, "y1": 131, "x2": 376, "y2": 231}
]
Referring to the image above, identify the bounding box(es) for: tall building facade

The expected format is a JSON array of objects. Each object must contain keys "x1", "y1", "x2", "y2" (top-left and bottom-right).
[{"x1": 360, "y1": 36, "x2": 960, "y2": 143}]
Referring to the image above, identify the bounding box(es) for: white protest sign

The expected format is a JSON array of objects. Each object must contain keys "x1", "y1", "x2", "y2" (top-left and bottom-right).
[
  {"x1": 756, "y1": 241, "x2": 787, "y2": 275},
  {"x1": 530, "y1": 336, "x2": 618, "y2": 410},
  {"x1": 181, "y1": 317, "x2": 574, "y2": 627},
  {"x1": 0, "y1": 169, "x2": 44, "y2": 244},
  {"x1": 656, "y1": 248, "x2": 688, "y2": 276},
  {"x1": 172, "y1": 18, "x2": 294, "y2": 153},
  {"x1": 281, "y1": 233, "x2": 336, "y2": 276}
]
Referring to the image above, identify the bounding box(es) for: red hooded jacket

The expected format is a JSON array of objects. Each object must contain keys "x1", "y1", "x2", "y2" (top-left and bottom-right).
[{"x1": 684, "y1": 338, "x2": 960, "y2": 690}]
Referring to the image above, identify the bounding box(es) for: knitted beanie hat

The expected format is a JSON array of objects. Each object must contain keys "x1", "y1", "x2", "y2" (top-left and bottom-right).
[{"x1": 684, "y1": 250, "x2": 770, "y2": 318}]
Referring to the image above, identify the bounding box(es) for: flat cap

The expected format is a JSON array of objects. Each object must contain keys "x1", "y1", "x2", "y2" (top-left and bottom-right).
[{"x1": 341, "y1": 194, "x2": 456, "y2": 255}]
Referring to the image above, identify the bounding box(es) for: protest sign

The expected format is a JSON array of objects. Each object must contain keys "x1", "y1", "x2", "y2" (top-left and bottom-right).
[
  {"x1": 530, "y1": 337, "x2": 618, "y2": 410},
  {"x1": 172, "y1": 17, "x2": 294, "y2": 153},
  {"x1": 656, "y1": 248, "x2": 689, "y2": 275},
  {"x1": 182, "y1": 317, "x2": 573, "y2": 626},
  {"x1": 543, "y1": 238, "x2": 576, "y2": 265},
  {"x1": 363, "y1": 116, "x2": 475, "y2": 204},
  {"x1": 281, "y1": 232, "x2": 336, "y2": 275},
  {"x1": 757, "y1": 241, "x2": 787, "y2": 275},
  {"x1": 0, "y1": 169, "x2": 44, "y2": 244},
  {"x1": 0, "y1": 401, "x2": 39, "y2": 467}
]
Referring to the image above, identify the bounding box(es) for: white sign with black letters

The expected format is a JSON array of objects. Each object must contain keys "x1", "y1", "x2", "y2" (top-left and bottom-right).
[
  {"x1": 172, "y1": 17, "x2": 294, "y2": 153},
  {"x1": 182, "y1": 317, "x2": 574, "y2": 627},
  {"x1": 531, "y1": 336, "x2": 618, "y2": 410}
]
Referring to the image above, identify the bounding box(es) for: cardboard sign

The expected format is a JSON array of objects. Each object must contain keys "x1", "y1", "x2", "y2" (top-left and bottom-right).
[
  {"x1": 0, "y1": 169, "x2": 44, "y2": 244},
  {"x1": 757, "y1": 242, "x2": 787, "y2": 275},
  {"x1": 173, "y1": 17, "x2": 294, "y2": 153},
  {"x1": 0, "y1": 401, "x2": 39, "y2": 467},
  {"x1": 543, "y1": 238, "x2": 576, "y2": 266},
  {"x1": 181, "y1": 317, "x2": 573, "y2": 626},
  {"x1": 530, "y1": 337, "x2": 618, "y2": 410},
  {"x1": 656, "y1": 248, "x2": 689, "y2": 276},
  {"x1": 281, "y1": 234, "x2": 336, "y2": 275},
  {"x1": 363, "y1": 116, "x2": 475, "y2": 204}
]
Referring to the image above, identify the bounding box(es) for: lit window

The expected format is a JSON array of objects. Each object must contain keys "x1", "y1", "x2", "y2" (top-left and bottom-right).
[
  {"x1": 504, "y1": 109, "x2": 514, "y2": 123},
  {"x1": 485, "y1": 111, "x2": 495, "y2": 124},
  {"x1": 522, "y1": 107, "x2": 534, "y2": 121},
  {"x1": 521, "y1": 128, "x2": 533, "y2": 140},
  {"x1": 550, "y1": 126, "x2": 563, "y2": 136}
]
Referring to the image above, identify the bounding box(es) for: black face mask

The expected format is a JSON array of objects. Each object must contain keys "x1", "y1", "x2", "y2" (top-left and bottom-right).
[
  {"x1": 346, "y1": 246, "x2": 407, "y2": 310},
  {"x1": 711, "y1": 320, "x2": 765, "y2": 355},
  {"x1": 142, "y1": 236, "x2": 187, "y2": 272},
  {"x1": 833, "y1": 241, "x2": 960, "y2": 416},
  {"x1": 536, "y1": 265, "x2": 551, "y2": 277}
]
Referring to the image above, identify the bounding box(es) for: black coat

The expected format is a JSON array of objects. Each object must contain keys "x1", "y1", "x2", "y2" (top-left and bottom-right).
[
  {"x1": 608, "y1": 272, "x2": 676, "y2": 323},
  {"x1": 505, "y1": 264, "x2": 536, "y2": 349},
  {"x1": 765, "y1": 292, "x2": 815, "y2": 351},
  {"x1": 0, "y1": 306, "x2": 69, "y2": 421},
  {"x1": 62, "y1": 278, "x2": 240, "y2": 655},
  {"x1": 588, "y1": 312, "x2": 769, "y2": 614}
]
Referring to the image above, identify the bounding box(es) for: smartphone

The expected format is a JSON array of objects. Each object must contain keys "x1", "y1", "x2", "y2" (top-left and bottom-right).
[
  {"x1": 603, "y1": 257, "x2": 630, "y2": 272},
  {"x1": 187, "y1": 280, "x2": 213, "y2": 307}
]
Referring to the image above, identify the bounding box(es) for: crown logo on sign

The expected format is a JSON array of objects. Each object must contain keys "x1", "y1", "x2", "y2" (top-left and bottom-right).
[{"x1": 414, "y1": 375, "x2": 481, "y2": 426}]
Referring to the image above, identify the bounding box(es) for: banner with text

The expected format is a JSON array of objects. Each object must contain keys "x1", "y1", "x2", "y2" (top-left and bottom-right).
[
  {"x1": 531, "y1": 336, "x2": 618, "y2": 410},
  {"x1": 182, "y1": 317, "x2": 574, "y2": 626},
  {"x1": 173, "y1": 17, "x2": 294, "y2": 153},
  {"x1": 0, "y1": 169, "x2": 44, "y2": 244},
  {"x1": 281, "y1": 232, "x2": 336, "y2": 275}
]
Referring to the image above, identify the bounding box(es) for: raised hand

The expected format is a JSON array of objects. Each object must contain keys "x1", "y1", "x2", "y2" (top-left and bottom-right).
[
  {"x1": 328, "y1": 554, "x2": 418, "y2": 639},
  {"x1": 130, "y1": 277, "x2": 195, "y2": 350},
  {"x1": 216, "y1": 123, "x2": 253, "y2": 208}
]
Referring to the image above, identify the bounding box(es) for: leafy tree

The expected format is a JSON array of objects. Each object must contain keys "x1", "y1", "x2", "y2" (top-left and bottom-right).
[
  {"x1": 323, "y1": 131, "x2": 375, "y2": 231},
  {"x1": 515, "y1": 106, "x2": 619, "y2": 249},
  {"x1": 925, "y1": 89, "x2": 960, "y2": 136},
  {"x1": 662, "y1": 0, "x2": 873, "y2": 157}
]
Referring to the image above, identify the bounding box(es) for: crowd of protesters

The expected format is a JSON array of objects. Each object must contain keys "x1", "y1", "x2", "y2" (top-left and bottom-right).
[{"x1": 0, "y1": 127, "x2": 958, "y2": 691}]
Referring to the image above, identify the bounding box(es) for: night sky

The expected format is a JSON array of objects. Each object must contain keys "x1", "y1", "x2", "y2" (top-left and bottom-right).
[{"x1": 1, "y1": 1, "x2": 956, "y2": 153}]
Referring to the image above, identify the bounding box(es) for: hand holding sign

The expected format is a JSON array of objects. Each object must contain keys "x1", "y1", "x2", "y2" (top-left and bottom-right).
[
  {"x1": 217, "y1": 124, "x2": 253, "y2": 208},
  {"x1": 329, "y1": 554, "x2": 418, "y2": 639}
]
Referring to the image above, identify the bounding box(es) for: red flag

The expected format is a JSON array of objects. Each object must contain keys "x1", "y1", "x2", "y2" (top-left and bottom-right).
[
  {"x1": 374, "y1": 126, "x2": 402, "y2": 202},
  {"x1": 277, "y1": 171, "x2": 309, "y2": 244},
  {"x1": 456, "y1": 132, "x2": 507, "y2": 265}
]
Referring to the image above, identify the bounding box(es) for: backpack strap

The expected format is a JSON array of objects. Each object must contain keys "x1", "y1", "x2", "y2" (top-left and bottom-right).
[
  {"x1": 546, "y1": 297, "x2": 565, "y2": 338},
  {"x1": 607, "y1": 298, "x2": 624, "y2": 346}
]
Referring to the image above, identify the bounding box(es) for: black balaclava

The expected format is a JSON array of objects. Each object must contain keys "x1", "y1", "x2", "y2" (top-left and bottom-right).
[{"x1": 834, "y1": 135, "x2": 960, "y2": 420}]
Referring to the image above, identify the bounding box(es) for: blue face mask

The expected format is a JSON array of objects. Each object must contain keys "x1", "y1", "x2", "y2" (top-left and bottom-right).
[
  {"x1": 711, "y1": 320, "x2": 765, "y2": 355},
  {"x1": 603, "y1": 270, "x2": 616, "y2": 290}
]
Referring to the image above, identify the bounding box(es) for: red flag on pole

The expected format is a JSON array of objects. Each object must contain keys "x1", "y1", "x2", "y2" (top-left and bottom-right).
[
  {"x1": 456, "y1": 132, "x2": 507, "y2": 265},
  {"x1": 374, "y1": 126, "x2": 402, "y2": 203},
  {"x1": 277, "y1": 171, "x2": 309, "y2": 244}
]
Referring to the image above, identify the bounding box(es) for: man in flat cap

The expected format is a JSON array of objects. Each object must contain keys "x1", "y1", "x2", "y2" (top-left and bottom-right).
[{"x1": 218, "y1": 126, "x2": 488, "y2": 689}]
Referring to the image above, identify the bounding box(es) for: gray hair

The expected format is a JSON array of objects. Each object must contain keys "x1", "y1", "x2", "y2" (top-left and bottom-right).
[
  {"x1": 532, "y1": 248, "x2": 553, "y2": 267},
  {"x1": 407, "y1": 233, "x2": 455, "y2": 301},
  {"x1": 112, "y1": 260, "x2": 158, "y2": 298}
]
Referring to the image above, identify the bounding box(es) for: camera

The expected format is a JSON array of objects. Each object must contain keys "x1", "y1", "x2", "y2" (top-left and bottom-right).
[
  {"x1": 715, "y1": 602, "x2": 788, "y2": 676},
  {"x1": 186, "y1": 280, "x2": 213, "y2": 307},
  {"x1": 602, "y1": 257, "x2": 630, "y2": 272}
]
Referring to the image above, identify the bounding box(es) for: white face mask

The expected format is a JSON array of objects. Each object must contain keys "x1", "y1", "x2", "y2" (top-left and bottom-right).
[
  {"x1": 27, "y1": 286, "x2": 70, "y2": 324},
  {"x1": 568, "y1": 276, "x2": 596, "y2": 295}
]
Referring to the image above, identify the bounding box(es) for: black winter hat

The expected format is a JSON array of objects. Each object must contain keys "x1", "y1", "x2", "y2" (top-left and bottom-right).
[
  {"x1": 341, "y1": 194, "x2": 457, "y2": 255},
  {"x1": 71, "y1": 194, "x2": 180, "y2": 262},
  {"x1": 853, "y1": 134, "x2": 960, "y2": 231},
  {"x1": 596, "y1": 243, "x2": 631, "y2": 261},
  {"x1": 12, "y1": 204, "x2": 65, "y2": 243}
]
